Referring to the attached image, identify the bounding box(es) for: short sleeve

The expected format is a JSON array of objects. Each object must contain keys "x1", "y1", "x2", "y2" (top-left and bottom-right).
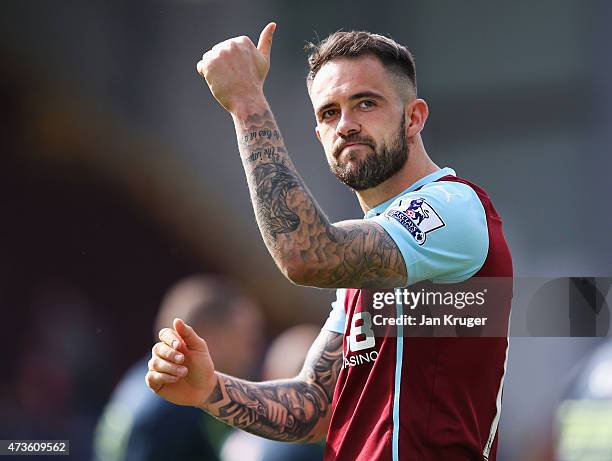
[
  {"x1": 371, "y1": 181, "x2": 489, "y2": 285},
  {"x1": 322, "y1": 289, "x2": 347, "y2": 333}
]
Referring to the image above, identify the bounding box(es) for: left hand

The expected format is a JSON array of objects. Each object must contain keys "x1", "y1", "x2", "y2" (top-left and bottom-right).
[
  {"x1": 196, "y1": 22, "x2": 276, "y2": 113},
  {"x1": 145, "y1": 318, "x2": 218, "y2": 407}
]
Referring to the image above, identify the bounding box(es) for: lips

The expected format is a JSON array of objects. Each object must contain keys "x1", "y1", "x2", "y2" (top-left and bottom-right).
[
  {"x1": 338, "y1": 142, "x2": 372, "y2": 155},
  {"x1": 333, "y1": 138, "x2": 374, "y2": 159}
]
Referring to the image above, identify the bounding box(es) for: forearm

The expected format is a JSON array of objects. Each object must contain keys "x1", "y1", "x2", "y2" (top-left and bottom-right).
[
  {"x1": 232, "y1": 100, "x2": 333, "y2": 281},
  {"x1": 199, "y1": 330, "x2": 342, "y2": 442},
  {"x1": 232, "y1": 100, "x2": 406, "y2": 288},
  {"x1": 200, "y1": 372, "x2": 330, "y2": 442}
]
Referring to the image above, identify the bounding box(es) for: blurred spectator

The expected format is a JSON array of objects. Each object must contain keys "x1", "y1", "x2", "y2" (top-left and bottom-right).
[
  {"x1": 555, "y1": 339, "x2": 612, "y2": 461},
  {"x1": 92, "y1": 274, "x2": 264, "y2": 461},
  {"x1": 1, "y1": 280, "x2": 106, "y2": 459},
  {"x1": 220, "y1": 324, "x2": 325, "y2": 461}
]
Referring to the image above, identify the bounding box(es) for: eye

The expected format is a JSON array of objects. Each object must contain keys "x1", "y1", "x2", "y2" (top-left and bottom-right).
[
  {"x1": 359, "y1": 100, "x2": 376, "y2": 109},
  {"x1": 321, "y1": 108, "x2": 338, "y2": 120}
]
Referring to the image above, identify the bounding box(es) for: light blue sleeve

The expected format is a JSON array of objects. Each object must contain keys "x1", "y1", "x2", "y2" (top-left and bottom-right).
[
  {"x1": 371, "y1": 181, "x2": 489, "y2": 285},
  {"x1": 322, "y1": 289, "x2": 347, "y2": 333}
]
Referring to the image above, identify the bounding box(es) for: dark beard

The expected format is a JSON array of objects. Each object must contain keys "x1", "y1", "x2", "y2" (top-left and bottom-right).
[{"x1": 330, "y1": 115, "x2": 408, "y2": 191}]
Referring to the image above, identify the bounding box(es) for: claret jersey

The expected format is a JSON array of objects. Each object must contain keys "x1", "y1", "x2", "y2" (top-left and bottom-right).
[{"x1": 322, "y1": 168, "x2": 513, "y2": 461}]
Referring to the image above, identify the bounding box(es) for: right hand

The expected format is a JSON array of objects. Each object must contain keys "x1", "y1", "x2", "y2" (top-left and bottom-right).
[
  {"x1": 145, "y1": 318, "x2": 217, "y2": 407},
  {"x1": 195, "y1": 22, "x2": 276, "y2": 113}
]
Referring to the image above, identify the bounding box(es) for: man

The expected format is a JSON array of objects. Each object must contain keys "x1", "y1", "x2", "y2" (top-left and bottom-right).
[
  {"x1": 146, "y1": 23, "x2": 512, "y2": 460},
  {"x1": 95, "y1": 275, "x2": 263, "y2": 461}
]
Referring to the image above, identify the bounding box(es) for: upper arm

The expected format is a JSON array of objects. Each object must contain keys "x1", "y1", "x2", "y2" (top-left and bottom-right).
[
  {"x1": 371, "y1": 182, "x2": 489, "y2": 284},
  {"x1": 297, "y1": 329, "x2": 343, "y2": 442},
  {"x1": 292, "y1": 181, "x2": 488, "y2": 288},
  {"x1": 291, "y1": 219, "x2": 407, "y2": 289}
]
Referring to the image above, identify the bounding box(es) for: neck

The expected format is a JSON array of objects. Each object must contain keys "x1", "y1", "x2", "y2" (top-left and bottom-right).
[{"x1": 356, "y1": 136, "x2": 439, "y2": 213}]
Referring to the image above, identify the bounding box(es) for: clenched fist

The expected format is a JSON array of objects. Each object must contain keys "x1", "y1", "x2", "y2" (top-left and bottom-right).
[
  {"x1": 196, "y1": 22, "x2": 276, "y2": 113},
  {"x1": 145, "y1": 318, "x2": 217, "y2": 407}
]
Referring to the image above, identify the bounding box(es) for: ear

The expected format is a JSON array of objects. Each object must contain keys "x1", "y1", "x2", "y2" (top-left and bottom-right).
[
  {"x1": 405, "y1": 99, "x2": 429, "y2": 138},
  {"x1": 315, "y1": 126, "x2": 322, "y2": 142}
]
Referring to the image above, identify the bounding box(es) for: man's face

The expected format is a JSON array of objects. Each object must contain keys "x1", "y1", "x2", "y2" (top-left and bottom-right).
[
  {"x1": 309, "y1": 55, "x2": 409, "y2": 191},
  {"x1": 203, "y1": 298, "x2": 263, "y2": 377}
]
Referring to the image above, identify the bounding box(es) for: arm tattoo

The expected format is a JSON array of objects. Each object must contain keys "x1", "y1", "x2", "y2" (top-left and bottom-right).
[
  {"x1": 252, "y1": 161, "x2": 301, "y2": 238},
  {"x1": 202, "y1": 331, "x2": 343, "y2": 442},
  {"x1": 235, "y1": 108, "x2": 407, "y2": 288}
]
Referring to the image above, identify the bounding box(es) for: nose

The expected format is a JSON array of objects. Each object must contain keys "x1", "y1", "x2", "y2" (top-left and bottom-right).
[{"x1": 335, "y1": 112, "x2": 360, "y2": 138}]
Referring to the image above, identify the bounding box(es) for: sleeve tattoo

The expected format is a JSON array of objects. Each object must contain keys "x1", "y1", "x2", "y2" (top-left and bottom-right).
[
  {"x1": 202, "y1": 331, "x2": 343, "y2": 442},
  {"x1": 235, "y1": 108, "x2": 407, "y2": 289}
]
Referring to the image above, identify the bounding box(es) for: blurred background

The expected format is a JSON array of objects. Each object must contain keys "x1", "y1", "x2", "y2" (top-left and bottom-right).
[{"x1": 1, "y1": 0, "x2": 611, "y2": 460}]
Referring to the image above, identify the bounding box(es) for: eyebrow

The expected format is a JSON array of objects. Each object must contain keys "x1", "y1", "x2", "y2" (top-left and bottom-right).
[{"x1": 315, "y1": 91, "x2": 385, "y2": 117}]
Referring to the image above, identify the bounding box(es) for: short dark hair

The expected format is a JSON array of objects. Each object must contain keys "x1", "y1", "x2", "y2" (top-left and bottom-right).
[
  {"x1": 305, "y1": 31, "x2": 417, "y2": 96},
  {"x1": 154, "y1": 274, "x2": 248, "y2": 338}
]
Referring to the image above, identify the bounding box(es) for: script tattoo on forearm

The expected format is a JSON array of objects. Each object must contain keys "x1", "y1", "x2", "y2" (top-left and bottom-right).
[
  {"x1": 203, "y1": 331, "x2": 343, "y2": 442},
  {"x1": 235, "y1": 109, "x2": 407, "y2": 288}
]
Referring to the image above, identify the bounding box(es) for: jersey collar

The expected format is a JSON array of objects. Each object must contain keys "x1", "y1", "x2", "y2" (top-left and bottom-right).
[{"x1": 364, "y1": 167, "x2": 456, "y2": 218}]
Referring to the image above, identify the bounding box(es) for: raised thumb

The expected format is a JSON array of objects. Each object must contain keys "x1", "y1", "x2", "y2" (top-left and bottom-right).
[
  {"x1": 174, "y1": 318, "x2": 208, "y2": 352},
  {"x1": 257, "y1": 22, "x2": 276, "y2": 58}
]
